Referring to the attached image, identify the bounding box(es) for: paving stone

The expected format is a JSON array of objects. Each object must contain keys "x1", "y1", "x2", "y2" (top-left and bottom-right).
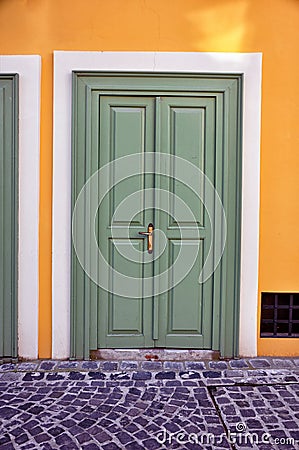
[
  {"x1": 23, "y1": 419, "x2": 39, "y2": 431},
  {"x1": 48, "y1": 426, "x2": 64, "y2": 436},
  {"x1": 142, "y1": 438, "x2": 161, "y2": 449},
  {"x1": 83, "y1": 444, "x2": 100, "y2": 450},
  {"x1": 46, "y1": 372, "x2": 65, "y2": 381},
  {"x1": 101, "y1": 361, "x2": 119, "y2": 371},
  {"x1": 77, "y1": 432, "x2": 93, "y2": 444},
  {"x1": 281, "y1": 375, "x2": 296, "y2": 384},
  {"x1": 141, "y1": 361, "x2": 163, "y2": 370},
  {"x1": 155, "y1": 371, "x2": 176, "y2": 380},
  {"x1": 55, "y1": 433, "x2": 74, "y2": 445},
  {"x1": 28, "y1": 426, "x2": 43, "y2": 436},
  {"x1": 179, "y1": 371, "x2": 200, "y2": 379},
  {"x1": 0, "y1": 363, "x2": 16, "y2": 372},
  {"x1": 17, "y1": 362, "x2": 38, "y2": 372},
  {"x1": 247, "y1": 370, "x2": 268, "y2": 380},
  {"x1": 1, "y1": 444, "x2": 15, "y2": 450},
  {"x1": 0, "y1": 372, "x2": 20, "y2": 381},
  {"x1": 22, "y1": 372, "x2": 45, "y2": 381},
  {"x1": 116, "y1": 431, "x2": 134, "y2": 444},
  {"x1": 273, "y1": 358, "x2": 295, "y2": 368},
  {"x1": 120, "y1": 361, "x2": 139, "y2": 370},
  {"x1": 163, "y1": 361, "x2": 184, "y2": 371},
  {"x1": 0, "y1": 406, "x2": 19, "y2": 419},
  {"x1": 34, "y1": 432, "x2": 51, "y2": 443},
  {"x1": 81, "y1": 361, "x2": 100, "y2": 370},
  {"x1": 165, "y1": 380, "x2": 181, "y2": 386},
  {"x1": 87, "y1": 371, "x2": 106, "y2": 380},
  {"x1": 125, "y1": 442, "x2": 145, "y2": 450},
  {"x1": 110, "y1": 371, "x2": 130, "y2": 380},
  {"x1": 185, "y1": 361, "x2": 206, "y2": 370},
  {"x1": 79, "y1": 418, "x2": 96, "y2": 429},
  {"x1": 57, "y1": 361, "x2": 80, "y2": 370},
  {"x1": 249, "y1": 358, "x2": 271, "y2": 368},
  {"x1": 290, "y1": 430, "x2": 299, "y2": 439},
  {"x1": 19, "y1": 444, "x2": 36, "y2": 450},
  {"x1": 132, "y1": 371, "x2": 152, "y2": 380},
  {"x1": 224, "y1": 369, "x2": 244, "y2": 378},
  {"x1": 229, "y1": 359, "x2": 249, "y2": 369},
  {"x1": 68, "y1": 371, "x2": 86, "y2": 380},
  {"x1": 0, "y1": 435, "x2": 12, "y2": 446},
  {"x1": 10, "y1": 427, "x2": 25, "y2": 438},
  {"x1": 102, "y1": 443, "x2": 121, "y2": 450},
  {"x1": 14, "y1": 434, "x2": 29, "y2": 445},
  {"x1": 209, "y1": 361, "x2": 228, "y2": 370},
  {"x1": 95, "y1": 431, "x2": 112, "y2": 443},
  {"x1": 28, "y1": 405, "x2": 44, "y2": 415},
  {"x1": 39, "y1": 360, "x2": 57, "y2": 371},
  {"x1": 203, "y1": 370, "x2": 222, "y2": 378}
]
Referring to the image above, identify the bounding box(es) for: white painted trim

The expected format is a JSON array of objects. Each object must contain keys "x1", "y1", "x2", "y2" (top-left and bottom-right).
[
  {"x1": 53, "y1": 51, "x2": 262, "y2": 358},
  {"x1": 0, "y1": 55, "x2": 41, "y2": 359}
]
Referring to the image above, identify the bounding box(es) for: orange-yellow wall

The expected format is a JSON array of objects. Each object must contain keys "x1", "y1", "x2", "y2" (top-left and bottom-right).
[{"x1": 0, "y1": 0, "x2": 299, "y2": 357}]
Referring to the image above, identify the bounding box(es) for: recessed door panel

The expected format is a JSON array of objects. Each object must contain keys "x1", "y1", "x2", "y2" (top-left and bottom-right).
[
  {"x1": 167, "y1": 240, "x2": 203, "y2": 334},
  {"x1": 109, "y1": 104, "x2": 146, "y2": 226},
  {"x1": 168, "y1": 103, "x2": 206, "y2": 227}
]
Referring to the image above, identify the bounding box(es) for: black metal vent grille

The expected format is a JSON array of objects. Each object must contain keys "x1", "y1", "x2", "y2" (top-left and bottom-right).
[{"x1": 260, "y1": 293, "x2": 299, "y2": 338}]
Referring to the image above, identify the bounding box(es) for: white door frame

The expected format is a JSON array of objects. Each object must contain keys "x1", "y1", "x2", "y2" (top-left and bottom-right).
[
  {"x1": 53, "y1": 51, "x2": 262, "y2": 358},
  {"x1": 0, "y1": 55, "x2": 41, "y2": 359}
]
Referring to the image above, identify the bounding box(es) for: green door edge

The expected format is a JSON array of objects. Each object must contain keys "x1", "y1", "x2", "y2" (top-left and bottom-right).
[
  {"x1": 0, "y1": 74, "x2": 19, "y2": 359},
  {"x1": 70, "y1": 72, "x2": 242, "y2": 360}
]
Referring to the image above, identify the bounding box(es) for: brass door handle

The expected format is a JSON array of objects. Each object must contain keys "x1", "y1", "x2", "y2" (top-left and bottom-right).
[{"x1": 139, "y1": 223, "x2": 154, "y2": 254}]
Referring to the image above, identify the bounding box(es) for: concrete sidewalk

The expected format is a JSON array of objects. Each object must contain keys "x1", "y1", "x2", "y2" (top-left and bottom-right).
[{"x1": 0, "y1": 358, "x2": 298, "y2": 450}]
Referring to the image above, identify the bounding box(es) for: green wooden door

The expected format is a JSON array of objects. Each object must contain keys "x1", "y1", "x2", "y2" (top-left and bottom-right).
[
  {"x1": 0, "y1": 75, "x2": 18, "y2": 359},
  {"x1": 71, "y1": 73, "x2": 242, "y2": 359}
]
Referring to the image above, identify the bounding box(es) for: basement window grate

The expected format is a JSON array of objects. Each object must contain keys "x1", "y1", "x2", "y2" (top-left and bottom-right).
[{"x1": 260, "y1": 292, "x2": 299, "y2": 338}]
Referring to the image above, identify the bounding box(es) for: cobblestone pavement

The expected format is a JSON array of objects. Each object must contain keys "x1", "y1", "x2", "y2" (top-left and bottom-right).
[{"x1": 0, "y1": 358, "x2": 298, "y2": 450}]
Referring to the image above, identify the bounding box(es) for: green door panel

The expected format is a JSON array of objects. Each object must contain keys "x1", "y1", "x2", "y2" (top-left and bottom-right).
[
  {"x1": 71, "y1": 72, "x2": 242, "y2": 359},
  {"x1": 0, "y1": 75, "x2": 18, "y2": 359},
  {"x1": 97, "y1": 96, "x2": 155, "y2": 348},
  {"x1": 155, "y1": 96, "x2": 216, "y2": 348}
]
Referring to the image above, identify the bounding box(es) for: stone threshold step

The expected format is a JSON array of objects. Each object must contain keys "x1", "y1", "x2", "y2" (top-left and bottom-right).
[{"x1": 90, "y1": 349, "x2": 220, "y2": 361}]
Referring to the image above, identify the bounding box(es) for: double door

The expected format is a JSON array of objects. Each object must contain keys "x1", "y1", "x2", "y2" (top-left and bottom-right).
[
  {"x1": 71, "y1": 72, "x2": 242, "y2": 358},
  {"x1": 97, "y1": 95, "x2": 215, "y2": 348}
]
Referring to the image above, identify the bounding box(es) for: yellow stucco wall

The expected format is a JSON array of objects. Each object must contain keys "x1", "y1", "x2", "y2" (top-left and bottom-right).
[{"x1": 0, "y1": 0, "x2": 298, "y2": 357}]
